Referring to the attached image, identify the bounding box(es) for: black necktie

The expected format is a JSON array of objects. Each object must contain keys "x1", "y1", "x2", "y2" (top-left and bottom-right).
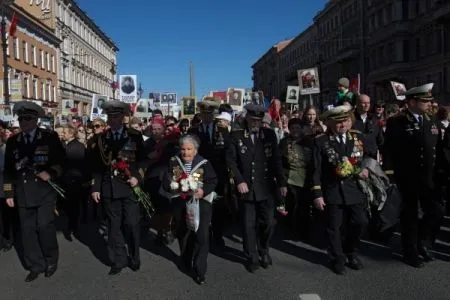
[
  {"x1": 418, "y1": 115, "x2": 423, "y2": 126},
  {"x1": 25, "y1": 134, "x2": 31, "y2": 145},
  {"x1": 339, "y1": 134, "x2": 345, "y2": 144},
  {"x1": 114, "y1": 132, "x2": 120, "y2": 141}
]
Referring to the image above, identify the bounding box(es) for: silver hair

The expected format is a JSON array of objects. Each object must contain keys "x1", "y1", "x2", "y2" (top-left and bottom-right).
[{"x1": 179, "y1": 134, "x2": 200, "y2": 150}]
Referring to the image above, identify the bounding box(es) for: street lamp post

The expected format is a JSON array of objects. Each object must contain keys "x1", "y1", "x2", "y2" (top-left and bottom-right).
[
  {"x1": 110, "y1": 60, "x2": 116, "y2": 100},
  {"x1": 1, "y1": 0, "x2": 13, "y2": 106}
]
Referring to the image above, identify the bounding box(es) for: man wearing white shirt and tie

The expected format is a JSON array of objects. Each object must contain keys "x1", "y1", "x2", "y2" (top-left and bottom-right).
[
  {"x1": 3, "y1": 101, "x2": 65, "y2": 282},
  {"x1": 311, "y1": 105, "x2": 369, "y2": 275},
  {"x1": 384, "y1": 83, "x2": 444, "y2": 269}
]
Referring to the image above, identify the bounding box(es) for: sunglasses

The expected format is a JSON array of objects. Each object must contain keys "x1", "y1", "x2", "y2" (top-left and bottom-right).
[
  {"x1": 93, "y1": 124, "x2": 103, "y2": 128},
  {"x1": 166, "y1": 123, "x2": 175, "y2": 127},
  {"x1": 18, "y1": 116, "x2": 34, "y2": 122}
]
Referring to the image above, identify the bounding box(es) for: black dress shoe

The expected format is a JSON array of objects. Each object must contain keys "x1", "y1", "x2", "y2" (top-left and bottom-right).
[
  {"x1": 108, "y1": 267, "x2": 122, "y2": 275},
  {"x1": 331, "y1": 260, "x2": 346, "y2": 275},
  {"x1": 25, "y1": 272, "x2": 39, "y2": 282},
  {"x1": 260, "y1": 254, "x2": 273, "y2": 269},
  {"x1": 213, "y1": 237, "x2": 226, "y2": 248},
  {"x1": 418, "y1": 246, "x2": 434, "y2": 262},
  {"x1": 347, "y1": 256, "x2": 364, "y2": 270},
  {"x1": 194, "y1": 275, "x2": 206, "y2": 285},
  {"x1": 45, "y1": 264, "x2": 57, "y2": 278},
  {"x1": 129, "y1": 261, "x2": 141, "y2": 272},
  {"x1": 246, "y1": 263, "x2": 260, "y2": 273},
  {"x1": 403, "y1": 257, "x2": 425, "y2": 268}
]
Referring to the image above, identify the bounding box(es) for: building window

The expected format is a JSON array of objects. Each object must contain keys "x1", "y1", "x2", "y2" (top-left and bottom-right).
[
  {"x1": 13, "y1": 37, "x2": 19, "y2": 59},
  {"x1": 51, "y1": 55, "x2": 55, "y2": 73},
  {"x1": 23, "y1": 41, "x2": 28, "y2": 63},
  {"x1": 32, "y1": 46, "x2": 36, "y2": 66},
  {"x1": 40, "y1": 50, "x2": 44, "y2": 68},
  {"x1": 5, "y1": 33, "x2": 9, "y2": 56},
  {"x1": 46, "y1": 53, "x2": 50, "y2": 71},
  {"x1": 23, "y1": 76, "x2": 29, "y2": 98},
  {"x1": 32, "y1": 78, "x2": 38, "y2": 99},
  {"x1": 47, "y1": 83, "x2": 51, "y2": 101},
  {"x1": 42, "y1": 82, "x2": 46, "y2": 100},
  {"x1": 53, "y1": 86, "x2": 56, "y2": 102}
]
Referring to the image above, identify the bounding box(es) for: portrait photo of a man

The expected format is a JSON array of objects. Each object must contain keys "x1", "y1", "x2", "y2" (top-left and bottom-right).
[
  {"x1": 182, "y1": 97, "x2": 196, "y2": 116},
  {"x1": 228, "y1": 90, "x2": 242, "y2": 106},
  {"x1": 288, "y1": 89, "x2": 297, "y2": 100},
  {"x1": 121, "y1": 76, "x2": 136, "y2": 95},
  {"x1": 251, "y1": 91, "x2": 264, "y2": 105},
  {"x1": 93, "y1": 97, "x2": 106, "y2": 114},
  {"x1": 65, "y1": 101, "x2": 71, "y2": 109},
  {"x1": 136, "y1": 100, "x2": 146, "y2": 113}
]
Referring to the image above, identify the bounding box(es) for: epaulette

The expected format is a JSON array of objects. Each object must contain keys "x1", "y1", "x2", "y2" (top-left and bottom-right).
[
  {"x1": 315, "y1": 133, "x2": 325, "y2": 139},
  {"x1": 349, "y1": 129, "x2": 362, "y2": 134},
  {"x1": 127, "y1": 127, "x2": 141, "y2": 135}
]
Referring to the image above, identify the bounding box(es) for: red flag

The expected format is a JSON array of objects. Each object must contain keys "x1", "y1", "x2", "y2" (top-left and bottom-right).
[
  {"x1": 350, "y1": 74, "x2": 360, "y2": 95},
  {"x1": 9, "y1": 12, "x2": 18, "y2": 37}
]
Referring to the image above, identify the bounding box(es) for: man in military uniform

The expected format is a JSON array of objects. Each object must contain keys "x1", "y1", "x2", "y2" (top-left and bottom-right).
[
  {"x1": 188, "y1": 100, "x2": 231, "y2": 247},
  {"x1": 312, "y1": 105, "x2": 369, "y2": 275},
  {"x1": 226, "y1": 104, "x2": 286, "y2": 273},
  {"x1": 3, "y1": 101, "x2": 65, "y2": 282},
  {"x1": 90, "y1": 101, "x2": 145, "y2": 275},
  {"x1": 384, "y1": 83, "x2": 445, "y2": 268},
  {"x1": 353, "y1": 94, "x2": 384, "y2": 159}
]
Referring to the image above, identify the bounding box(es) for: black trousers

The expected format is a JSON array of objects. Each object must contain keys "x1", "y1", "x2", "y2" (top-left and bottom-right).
[
  {"x1": 241, "y1": 199, "x2": 274, "y2": 264},
  {"x1": 286, "y1": 185, "x2": 311, "y2": 239},
  {"x1": 18, "y1": 199, "x2": 59, "y2": 273},
  {"x1": 326, "y1": 203, "x2": 367, "y2": 262},
  {"x1": 63, "y1": 185, "x2": 83, "y2": 233},
  {"x1": 399, "y1": 185, "x2": 445, "y2": 259},
  {"x1": 173, "y1": 198, "x2": 212, "y2": 277},
  {"x1": 103, "y1": 196, "x2": 140, "y2": 268},
  {"x1": 0, "y1": 198, "x2": 19, "y2": 245}
]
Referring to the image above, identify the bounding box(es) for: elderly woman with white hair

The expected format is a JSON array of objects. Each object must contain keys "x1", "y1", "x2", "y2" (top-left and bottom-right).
[{"x1": 162, "y1": 134, "x2": 217, "y2": 285}]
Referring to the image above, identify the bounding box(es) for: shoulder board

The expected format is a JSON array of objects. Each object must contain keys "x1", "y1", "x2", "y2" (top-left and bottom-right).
[
  {"x1": 127, "y1": 128, "x2": 141, "y2": 135},
  {"x1": 349, "y1": 129, "x2": 361, "y2": 134},
  {"x1": 315, "y1": 133, "x2": 326, "y2": 139}
]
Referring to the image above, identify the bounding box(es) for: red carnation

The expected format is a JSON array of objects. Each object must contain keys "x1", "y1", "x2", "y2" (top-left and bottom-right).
[
  {"x1": 349, "y1": 157, "x2": 357, "y2": 165},
  {"x1": 180, "y1": 172, "x2": 188, "y2": 180},
  {"x1": 116, "y1": 160, "x2": 129, "y2": 171}
]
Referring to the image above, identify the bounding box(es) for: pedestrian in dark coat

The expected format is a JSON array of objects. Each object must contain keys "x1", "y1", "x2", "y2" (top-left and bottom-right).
[
  {"x1": 383, "y1": 83, "x2": 445, "y2": 268},
  {"x1": 311, "y1": 105, "x2": 369, "y2": 275},
  {"x1": 226, "y1": 104, "x2": 287, "y2": 273},
  {"x1": 162, "y1": 135, "x2": 217, "y2": 285},
  {"x1": 4, "y1": 101, "x2": 65, "y2": 282},
  {"x1": 90, "y1": 101, "x2": 145, "y2": 275}
]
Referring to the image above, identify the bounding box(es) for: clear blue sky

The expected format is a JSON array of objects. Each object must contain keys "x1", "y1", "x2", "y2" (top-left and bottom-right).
[{"x1": 77, "y1": 0, "x2": 327, "y2": 99}]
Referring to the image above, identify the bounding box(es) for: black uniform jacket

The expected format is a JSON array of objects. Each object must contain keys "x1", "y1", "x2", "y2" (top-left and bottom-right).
[
  {"x1": 63, "y1": 139, "x2": 88, "y2": 187},
  {"x1": 383, "y1": 111, "x2": 439, "y2": 190},
  {"x1": 226, "y1": 127, "x2": 285, "y2": 202},
  {"x1": 90, "y1": 127, "x2": 145, "y2": 199},
  {"x1": 353, "y1": 112, "x2": 384, "y2": 159},
  {"x1": 311, "y1": 130, "x2": 366, "y2": 205},
  {"x1": 4, "y1": 128, "x2": 65, "y2": 207}
]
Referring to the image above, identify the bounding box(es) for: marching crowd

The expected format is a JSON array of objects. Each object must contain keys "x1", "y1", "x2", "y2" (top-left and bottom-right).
[{"x1": 0, "y1": 77, "x2": 449, "y2": 286}]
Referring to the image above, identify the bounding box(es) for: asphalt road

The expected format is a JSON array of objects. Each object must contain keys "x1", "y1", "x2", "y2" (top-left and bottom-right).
[{"x1": 0, "y1": 219, "x2": 449, "y2": 300}]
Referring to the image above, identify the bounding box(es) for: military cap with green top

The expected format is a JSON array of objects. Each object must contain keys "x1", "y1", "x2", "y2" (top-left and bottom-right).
[{"x1": 321, "y1": 105, "x2": 353, "y2": 121}]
